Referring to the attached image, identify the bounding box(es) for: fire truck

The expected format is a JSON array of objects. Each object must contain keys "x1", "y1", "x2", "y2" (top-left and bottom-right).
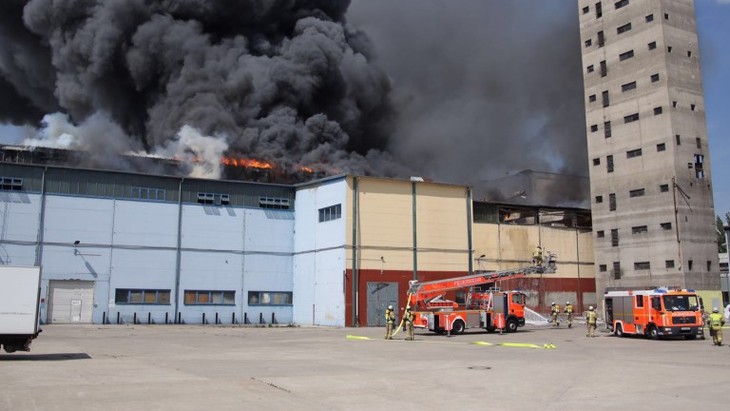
[
  {"x1": 604, "y1": 287, "x2": 704, "y2": 339},
  {"x1": 408, "y1": 254, "x2": 556, "y2": 335}
]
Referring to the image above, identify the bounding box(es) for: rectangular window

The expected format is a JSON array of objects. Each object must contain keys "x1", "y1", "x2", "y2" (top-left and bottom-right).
[
  {"x1": 629, "y1": 188, "x2": 645, "y2": 197},
  {"x1": 657, "y1": 143, "x2": 666, "y2": 152},
  {"x1": 667, "y1": 46, "x2": 672, "y2": 53},
  {"x1": 632, "y1": 225, "x2": 648, "y2": 234},
  {"x1": 609, "y1": 193, "x2": 616, "y2": 211},
  {"x1": 259, "y1": 197, "x2": 291, "y2": 209},
  {"x1": 707, "y1": 261, "x2": 712, "y2": 271},
  {"x1": 248, "y1": 291, "x2": 293, "y2": 306},
  {"x1": 696, "y1": 137, "x2": 701, "y2": 149},
  {"x1": 583, "y1": 6, "x2": 590, "y2": 14},
  {"x1": 0, "y1": 177, "x2": 23, "y2": 191},
  {"x1": 602, "y1": 90, "x2": 610, "y2": 107},
  {"x1": 691, "y1": 103, "x2": 696, "y2": 111},
  {"x1": 115, "y1": 289, "x2": 171, "y2": 305},
  {"x1": 597, "y1": 31, "x2": 605, "y2": 47},
  {"x1": 597, "y1": 230, "x2": 605, "y2": 238},
  {"x1": 611, "y1": 229, "x2": 619, "y2": 247},
  {"x1": 646, "y1": 14, "x2": 654, "y2": 22},
  {"x1": 654, "y1": 106, "x2": 663, "y2": 115},
  {"x1": 648, "y1": 41, "x2": 657, "y2": 50},
  {"x1": 593, "y1": 158, "x2": 601, "y2": 166},
  {"x1": 607, "y1": 155, "x2": 614, "y2": 173},
  {"x1": 591, "y1": 124, "x2": 598, "y2": 132},
  {"x1": 596, "y1": 2, "x2": 603, "y2": 18},
  {"x1": 589, "y1": 94, "x2": 596, "y2": 102},
  {"x1": 599, "y1": 264, "x2": 607, "y2": 272},
  {"x1": 651, "y1": 73, "x2": 660, "y2": 82},
  {"x1": 664, "y1": 13, "x2": 669, "y2": 20},
  {"x1": 617, "y1": 22, "x2": 632, "y2": 34},
  {"x1": 672, "y1": 101, "x2": 677, "y2": 108},
  {"x1": 587, "y1": 64, "x2": 595, "y2": 73},
  {"x1": 613, "y1": 262, "x2": 621, "y2": 279},
  {"x1": 694, "y1": 154, "x2": 705, "y2": 179},
  {"x1": 604, "y1": 121, "x2": 612, "y2": 138},
  {"x1": 634, "y1": 261, "x2": 650, "y2": 270},
  {"x1": 600, "y1": 60, "x2": 607, "y2": 77},
  {"x1": 688, "y1": 260, "x2": 693, "y2": 270},
  {"x1": 660, "y1": 222, "x2": 672, "y2": 230},
  {"x1": 184, "y1": 290, "x2": 235, "y2": 305},
  {"x1": 666, "y1": 260, "x2": 675, "y2": 269},
  {"x1": 619, "y1": 50, "x2": 635, "y2": 61},
  {"x1": 626, "y1": 148, "x2": 642, "y2": 158},
  {"x1": 624, "y1": 113, "x2": 639, "y2": 123},
  {"x1": 621, "y1": 81, "x2": 637, "y2": 92},
  {"x1": 675, "y1": 134, "x2": 681, "y2": 145},
  {"x1": 318, "y1": 204, "x2": 342, "y2": 222},
  {"x1": 660, "y1": 184, "x2": 669, "y2": 192},
  {"x1": 595, "y1": 195, "x2": 603, "y2": 203},
  {"x1": 615, "y1": 0, "x2": 629, "y2": 9},
  {"x1": 585, "y1": 39, "x2": 593, "y2": 47},
  {"x1": 636, "y1": 295, "x2": 644, "y2": 308},
  {"x1": 688, "y1": 50, "x2": 693, "y2": 58}
]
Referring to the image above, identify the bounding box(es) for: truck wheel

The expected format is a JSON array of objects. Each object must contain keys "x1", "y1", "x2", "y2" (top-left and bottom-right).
[
  {"x1": 647, "y1": 325, "x2": 658, "y2": 340},
  {"x1": 506, "y1": 318, "x2": 519, "y2": 333},
  {"x1": 615, "y1": 323, "x2": 624, "y2": 337},
  {"x1": 451, "y1": 320, "x2": 465, "y2": 335}
]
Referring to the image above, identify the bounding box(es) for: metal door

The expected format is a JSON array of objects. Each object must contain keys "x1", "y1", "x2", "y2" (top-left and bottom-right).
[
  {"x1": 367, "y1": 282, "x2": 398, "y2": 327},
  {"x1": 47, "y1": 280, "x2": 94, "y2": 323}
]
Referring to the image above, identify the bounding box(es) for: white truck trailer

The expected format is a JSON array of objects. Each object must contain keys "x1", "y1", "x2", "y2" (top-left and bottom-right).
[{"x1": 0, "y1": 266, "x2": 42, "y2": 353}]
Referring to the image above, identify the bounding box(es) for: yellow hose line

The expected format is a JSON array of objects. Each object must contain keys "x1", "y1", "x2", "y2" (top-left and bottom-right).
[
  {"x1": 346, "y1": 335, "x2": 371, "y2": 340},
  {"x1": 392, "y1": 293, "x2": 413, "y2": 336},
  {"x1": 473, "y1": 341, "x2": 557, "y2": 349}
]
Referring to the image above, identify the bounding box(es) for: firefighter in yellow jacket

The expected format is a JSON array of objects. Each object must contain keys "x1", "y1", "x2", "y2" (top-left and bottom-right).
[
  {"x1": 564, "y1": 301, "x2": 574, "y2": 328},
  {"x1": 404, "y1": 307, "x2": 415, "y2": 341},
  {"x1": 586, "y1": 306, "x2": 597, "y2": 337},
  {"x1": 709, "y1": 307, "x2": 725, "y2": 346},
  {"x1": 550, "y1": 302, "x2": 560, "y2": 327},
  {"x1": 532, "y1": 246, "x2": 544, "y2": 267},
  {"x1": 384, "y1": 305, "x2": 395, "y2": 340}
]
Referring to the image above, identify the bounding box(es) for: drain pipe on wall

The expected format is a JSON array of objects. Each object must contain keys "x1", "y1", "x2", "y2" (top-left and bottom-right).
[
  {"x1": 467, "y1": 187, "x2": 474, "y2": 275},
  {"x1": 173, "y1": 177, "x2": 184, "y2": 323},
  {"x1": 351, "y1": 177, "x2": 359, "y2": 327},
  {"x1": 412, "y1": 181, "x2": 418, "y2": 281}
]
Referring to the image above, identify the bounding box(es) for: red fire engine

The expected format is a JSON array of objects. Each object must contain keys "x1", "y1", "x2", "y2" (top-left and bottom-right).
[
  {"x1": 604, "y1": 287, "x2": 704, "y2": 339},
  {"x1": 408, "y1": 255, "x2": 556, "y2": 335}
]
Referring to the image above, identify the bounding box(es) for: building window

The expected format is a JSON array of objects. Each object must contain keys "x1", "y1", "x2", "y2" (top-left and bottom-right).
[
  {"x1": 617, "y1": 22, "x2": 632, "y2": 34},
  {"x1": 664, "y1": 13, "x2": 669, "y2": 20},
  {"x1": 675, "y1": 134, "x2": 681, "y2": 145},
  {"x1": 596, "y1": 2, "x2": 603, "y2": 18},
  {"x1": 654, "y1": 106, "x2": 663, "y2": 115},
  {"x1": 619, "y1": 50, "x2": 634, "y2": 61},
  {"x1": 607, "y1": 155, "x2": 614, "y2": 173},
  {"x1": 611, "y1": 229, "x2": 619, "y2": 247},
  {"x1": 613, "y1": 262, "x2": 621, "y2": 279},
  {"x1": 666, "y1": 260, "x2": 674, "y2": 269},
  {"x1": 604, "y1": 121, "x2": 612, "y2": 138},
  {"x1": 696, "y1": 137, "x2": 701, "y2": 149},
  {"x1": 597, "y1": 31, "x2": 605, "y2": 47},
  {"x1": 318, "y1": 204, "x2": 342, "y2": 222},
  {"x1": 602, "y1": 90, "x2": 610, "y2": 107},
  {"x1": 648, "y1": 41, "x2": 657, "y2": 50},
  {"x1": 259, "y1": 197, "x2": 291, "y2": 209},
  {"x1": 248, "y1": 291, "x2": 293, "y2": 306},
  {"x1": 132, "y1": 187, "x2": 167, "y2": 201},
  {"x1": 688, "y1": 50, "x2": 692, "y2": 58},
  {"x1": 634, "y1": 261, "x2": 650, "y2": 270},
  {"x1": 593, "y1": 158, "x2": 601, "y2": 166},
  {"x1": 585, "y1": 39, "x2": 593, "y2": 47},
  {"x1": 629, "y1": 188, "x2": 645, "y2": 198},
  {"x1": 657, "y1": 143, "x2": 666, "y2": 152},
  {"x1": 707, "y1": 261, "x2": 712, "y2": 271},
  {"x1": 0, "y1": 177, "x2": 23, "y2": 191},
  {"x1": 597, "y1": 230, "x2": 605, "y2": 238},
  {"x1": 115, "y1": 289, "x2": 171, "y2": 305},
  {"x1": 626, "y1": 148, "x2": 642, "y2": 159},
  {"x1": 596, "y1": 195, "x2": 603, "y2": 203},
  {"x1": 600, "y1": 60, "x2": 607, "y2": 77},
  {"x1": 615, "y1": 0, "x2": 629, "y2": 9},
  {"x1": 591, "y1": 124, "x2": 599, "y2": 132},
  {"x1": 589, "y1": 94, "x2": 596, "y2": 102},
  {"x1": 599, "y1": 264, "x2": 607, "y2": 272},
  {"x1": 694, "y1": 154, "x2": 705, "y2": 179},
  {"x1": 609, "y1": 193, "x2": 616, "y2": 211},
  {"x1": 691, "y1": 103, "x2": 696, "y2": 111},
  {"x1": 688, "y1": 260, "x2": 693, "y2": 270},
  {"x1": 646, "y1": 14, "x2": 654, "y2": 22},
  {"x1": 651, "y1": 73, "x2": 660, "y2": 82},
  {"x1": 624, "y1": 113, "x2": 639, "y2": 123},
  {"x1": 660, "y1": 222, "x2": 672, "y2": 230},
  {"x1": 587, "y1": 64, "x2": 594, "y2": 73},
  {"x1": 621, "y1": 81, "x2": 637, "y2": 92},
  {"x1": 667, "y1": 46, "x2": 672, "y2": 53},
  {"x1": 184, "y1": 290, "x2": 235, "y2": 305},
  {"x1": 632, "y1": 225, "x2": 648, "y2": 234},
  {"x1": 583, "y1": 6, "x2": 590, "y2": 14},
  {"x1": 660, "y1": 184, "x2": 669, "y2": 192}
]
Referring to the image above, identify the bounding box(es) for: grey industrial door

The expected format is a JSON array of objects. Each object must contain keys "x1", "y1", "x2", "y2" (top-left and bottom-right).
[{"x1": 367, "y1": 282, "x2": 398, "y2": 327}]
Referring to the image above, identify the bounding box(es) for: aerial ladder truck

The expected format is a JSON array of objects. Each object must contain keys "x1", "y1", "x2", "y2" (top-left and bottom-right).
[{"x1": 408, "y1": 252, "x2": 556, "y2": 335}]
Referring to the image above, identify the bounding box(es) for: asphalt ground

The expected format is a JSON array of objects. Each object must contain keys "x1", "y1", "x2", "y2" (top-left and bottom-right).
[{"x1": 2, "y1": 322, "x2": 730, "y2": 411}]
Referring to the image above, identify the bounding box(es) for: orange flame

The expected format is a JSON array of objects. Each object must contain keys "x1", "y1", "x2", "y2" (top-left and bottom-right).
[
  {"x1": 221, "y1": 157, "x2": 274, "y2": 170},
  {"x1": 299, "y1": 166, "x2": 313, "y2": 173}
]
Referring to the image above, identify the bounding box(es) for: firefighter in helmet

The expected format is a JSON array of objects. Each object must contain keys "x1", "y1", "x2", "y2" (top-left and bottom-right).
[
  {"x1": 709, "y1": 307, "x2": 725, "y2": 346},
  {"x1": 586, "y1": 306, "x2": 597, "y2": 337},
  {"x1": 404, "y1": 306, "x2": 415, "y2": 341},
  {"x1": 532, "y1": 245, "x2": 544, "y2": 267},
  {"x1": 550, "y1": 302, "x2": 560, "y2": 327},
  {"x1": 564, "y1": 301, "x2": 574, "y2": 328},
  {"x1": 384, "y1": 305, "x2": 396, "y2": 340}
]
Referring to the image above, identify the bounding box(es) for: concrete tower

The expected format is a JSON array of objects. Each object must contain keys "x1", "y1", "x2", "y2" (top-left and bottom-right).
[{"x1": 578, "y1": 0, "x2": 720, "y2": 304}]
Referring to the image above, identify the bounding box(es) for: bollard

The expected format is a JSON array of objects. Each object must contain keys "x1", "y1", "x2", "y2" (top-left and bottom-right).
[
  {"x1": 259, "y1": 312, "x2": 265, "y2": 324},
  {"x1": 165, "y1": 312, "x2": 169, "y2": 324},
  {"x1": 202, "y1": 313, "x2": 206, "y2": 324},
  {"x1": 102, "y1": 312, "x2": 106, "y2": 325},
  {"x1": 215, "y1": 312, "x2": 220, "y2": 325},
  {"x1": 244, "y1": 313, "x2": 250, "y2": 324},
  {"x1": 117, "y1": 312, "x2": 121, "y2": 325},
  {"x1": 133, "y1": 312, "x2": 138, "y2": 324},
  {"x1": 271, "y1": 312, "x2": 277, "y2": 324},
  {"x1": 148, "y1": 312, "x2": 152, "y2": 325},
  {"x1": 232, "y1": 312, "x2": 236, "y2": 324},
  {"x1": 177, "y1": 312, "x2": 182, "y2": 324}
]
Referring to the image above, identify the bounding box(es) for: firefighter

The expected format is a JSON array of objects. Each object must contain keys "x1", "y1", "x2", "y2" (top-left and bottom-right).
[
  {"x1": 404, "y1": 307, "x2": 415, "y2": 341},
  {"x1": 564, "y1": 301, "x2": 574, "y2": 328},
  {"x1": 532, "y1": 246, "x2": 544, "y2": 267},
  {"x1": 384, "y1": 305, "x2": 395, "y2": 340},
  {"x1": 550, "y1": 302, "x2": 560, "y2": 327},
  {"x1": 586, "y1": 306, "x2": 597, "y2": 337},
  {"x1": 709, "y1": 307, "x2": 725, "y2": 346}
]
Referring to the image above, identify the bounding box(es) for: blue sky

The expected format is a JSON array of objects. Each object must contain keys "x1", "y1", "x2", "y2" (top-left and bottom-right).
[{"x1": 1, "y1": 1, "x2": 729, "y2": 215}]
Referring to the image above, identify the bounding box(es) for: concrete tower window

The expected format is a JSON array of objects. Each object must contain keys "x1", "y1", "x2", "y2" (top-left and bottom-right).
[
  {"x1": 604, "y1": 121, "x2": 612, "y2": 138},
  {"x1": 653, "y1": 106, "x2": 663, "y2": 115},
  {"x1": 596, "y1": 195, "x2": 603, "y2": 203},
  {"x1": 624, "y1": 113, "x2": 639, "y2": 123},
  {"x1": 659, "y1": 184, "x2": 669, "y2": 192},
  {"x1": 609, "y1": 193, "x2": 616, "y2": 211},
  {"x1": 589, "y1": 94, "x2": 596, "y2": 102},
  {"x1": 621, "y1": 81, "x2": 637, "y2": 92},
  {"x1": 672, "y1": 101, "x2": 677, "y2": 108},
  {"x1": 613, "y1": 262, "x2": 621, "y2": 279},
  {"x1": 664, "y1": 13, "x2": 669, "y2": 20},
  {"x1": 615, "y1": 0, "x2": 629, "y2": 9},
  {"x1": 648, "y1": 41, "x2": 657, "y2": 50},
  {"x1": 646, "y1": 14, "x2": 654, "y2": 22},
  {"x1": 688, "y1": 260, "x2": 693, "y2": 270},
  {"x1": 651, "y1": 73, "x2": 660, "y2": 82},
  {"x1": 660, "y1": 222, "x2": 672, "y2": 230},
  {"x1": 675, "y1": 135, "x2": 681, "y2": 145},
  {"x1": 587, "y1": 64, "x2": 595, "y2": 73},
  {"x1": 667, "y1": 46, "x2": 672, "y2": 53},
  {"x1": 583, "y1": 6, "x2": 590, "y2": 14},
  {"x1": 617, "y1": 23, "x2": 632, "y2": 34},
  {"x1": 597, "y1": 31, "x2": 605, "y2": 47},
  {"x1": 632, "y1": 225, "x2": 648, "y2": 234},
  {"x1": 619, "y1": 50, "x2": 635, "y2": 61},
  {"x1": 691, "y1": 104, "x2": 696, "y2": 111},
  {"x1": 694, "y1": 154, "x2": 705, "y2": 179},
  {"x1": 596, "y1": 2, "x2": 603, "y2": 18},
  {"x1": 600, "y1": 60, "x2": 607, "y2": 77},
  {"x1": 629, "y1": 188, "x2": 645, "y2": 197},
  {"x1": 696, "y1": 138, "x2": 701, "y2": 149},
  {"x1": 585, "y1": 39, "x2": 593, "y2": 47},
  {"x1": 591, "y1": 124, "x2": 598, "y2": 132},
  {"x1": 602, "y1": 90, "x2": 610, "y2": 107},
  {"x1": 634, "y1": 262, "x2": 650, "y2": 270},
  {"x1": 687, "y1": 50, "x2": 692, "y2": 58},
  {"x1": 593, "y1": 158, "x2": 601, "y2": 166},
  {"x1": 611, "y1": 229, "x2": 619, "y2": 246},
  {"x1": 626, "y1": 148, "x2": 642, "y2": 158},
  {"x1": 607, "y1": 155, "x2": 614, "y2": 173},
  {"x1": 665, "y1": 260, "x2": 674, "y2": 269},
  {"x1": 657, "y1": 143, "x2": 666, "y2": 152},
  {"x1": 597, "y1": 230, "x2": 605, "y2": 238},
  {"x1": 599, "y1": 264, "x2": 607, "y2": 272}
]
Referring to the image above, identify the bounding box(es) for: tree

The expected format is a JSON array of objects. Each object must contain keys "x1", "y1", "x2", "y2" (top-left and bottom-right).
[{"x1": 717, "y1": 212, "x2": 730, "y2": 253}]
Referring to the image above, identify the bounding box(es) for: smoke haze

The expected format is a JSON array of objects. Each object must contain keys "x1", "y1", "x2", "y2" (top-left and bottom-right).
[{"x1": 0, "y1": 0, "x2": 587, "y2": 188}]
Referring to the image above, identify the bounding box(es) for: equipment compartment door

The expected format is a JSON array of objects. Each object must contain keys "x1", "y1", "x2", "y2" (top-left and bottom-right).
[{"x1": 367, "y1": 282, "x2": 398, "y2": 327}]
